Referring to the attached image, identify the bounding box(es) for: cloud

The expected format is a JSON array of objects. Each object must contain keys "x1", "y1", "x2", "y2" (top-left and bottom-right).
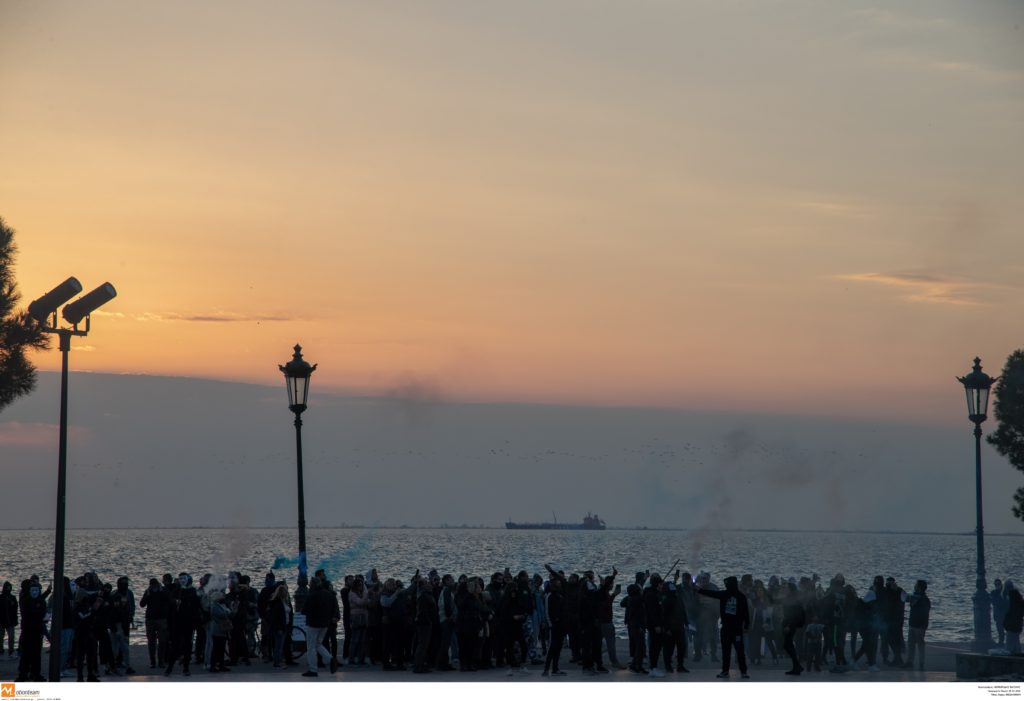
[
  {"x1": 0, "y1": 421, "x2": 88, "y2": 446},
  {"x1": 836, "y1": 271, "x2": 984, "y2": 305},
  {"x1": 131, "y1": 311, "x2": 293, "y2": 323},
  {"x1": 789, "y1": 199, "x2": 873, "y2": 219},
  {"x1": 851, "y1": 7, "x2": 952, "y2": 32}
]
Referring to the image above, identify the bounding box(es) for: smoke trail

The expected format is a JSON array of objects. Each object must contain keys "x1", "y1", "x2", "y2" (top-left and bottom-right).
[
  {"x1": 313, "y1": 529, "x2": 377, "y2": 579},
  {"x1": 384, "y1": 374, "x2": 443, "y2": 427},
  {"x1": 207, "y1": 529, "x2": 254, "y2": 576},
  {"x1": 271, "y1": 528, "x2": 379, "y2": 579},
  {"x1": 686, "y1": 428, "x2": 754, "y2": 572}
]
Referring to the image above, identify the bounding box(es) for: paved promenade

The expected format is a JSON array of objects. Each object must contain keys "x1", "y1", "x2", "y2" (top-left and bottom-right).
[{"x1": 1, "y1": 640, "x2": 970, "y2": 683}]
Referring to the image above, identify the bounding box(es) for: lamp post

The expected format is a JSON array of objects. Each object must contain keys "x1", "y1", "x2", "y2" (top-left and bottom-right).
[
  {"x1": 279, "y1": 344, "x2": 317, "y2": 586},
  {"x1": 28, "y1": 278, "x2": 118, "y2": 682},
  {"x1": 957, "y1": 357, "x2": 998, "y2": 653}
]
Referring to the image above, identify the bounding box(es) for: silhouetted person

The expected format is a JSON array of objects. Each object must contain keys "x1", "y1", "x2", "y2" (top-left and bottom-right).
[
  {"x1": 992, "y1": 579, "x2": 1008, "y2": 647},
  {"x1": 73, "y1": 575, "x2": 102, "y2": 682},
  {"x1": 165, "y1": 573, "x2": 202, "y2": 676},
  {"x1": 700, "y1": 575, "x2": 751, "y2": 679},
  {"x1": 108, "y1": 576, "x2": 135, "y2": 674},
  {"x1": 853, "y1": 584, "x2": 879, "y2": 671},
  {"x1": 301, "y1": 577, "x2": 336, "y2": 677},
  {"x1": 141, "y1": 578, "x2": 170, "y2": 668},
  {"x1": 257, "y1": 572, "x2": 276, "y2": 661},
  {"x1": 665, "y1": 571, "x2": 690, "y2": 673},
  {"x1": 436, "y1": 574, "x2": 457, "y2": 670},
  {"x1": 643, "y1": 573, "x2": 667, "y2": 677},
  {"x1": 542, "y1": 573, "x2": 568, "y2": 676},
  {"x1": 0, "y1": 581, "x2": 17, "y2": 657},
  {"x1": 902, "y1": 580, "x2": 930, "y2": 671},
  {"x1": 455, "y1": 579, "x2": 482, "y2": 672},
  {"x1": 413, "y1": 577, "x2": 437, "y2": 673},
  {"x1": 883, "y1": 577, "x2": 905, "y2": 666},
  {"x1": 340, "y1": 575, "x2": 353, "y2": 660},
  {"x1": 1003, "y1": 581, "x2": 1023, "y2": 655},
  {"x1": 621, "y1": 581, "x2": 646, "y2": 673},
  {"x1": 781, "y1": 582, "x2": 806, "y2": 676},
  {"x1": 16, "y1": 581, "x2": 46, "y2": 682}
]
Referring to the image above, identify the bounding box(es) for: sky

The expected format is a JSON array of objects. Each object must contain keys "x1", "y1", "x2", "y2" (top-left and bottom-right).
[
  {"x1": 3, "y1": 371, "x2": 1022, "y2": 532},
  {"x1": 0, "y1": 2, "x2": 1023, "y2": 530}
]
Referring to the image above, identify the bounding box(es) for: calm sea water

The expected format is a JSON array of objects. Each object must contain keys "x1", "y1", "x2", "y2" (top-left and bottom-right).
[{"x1": 1, "y1": 528, "x2": 1019, "y2": 643}]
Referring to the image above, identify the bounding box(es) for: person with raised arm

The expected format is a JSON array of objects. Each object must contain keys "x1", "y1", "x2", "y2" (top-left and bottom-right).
[{"x1": 699, "y1": 575, "x2": 751, "y2": 679}]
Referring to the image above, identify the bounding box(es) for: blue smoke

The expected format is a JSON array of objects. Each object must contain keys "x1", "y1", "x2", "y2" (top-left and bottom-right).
[
  {"x1": 271, "y1": 529, "x2": 378, "y2": 579},
  {"x1": 313, "y1": 531, "x2": 376, "y2": 579}
]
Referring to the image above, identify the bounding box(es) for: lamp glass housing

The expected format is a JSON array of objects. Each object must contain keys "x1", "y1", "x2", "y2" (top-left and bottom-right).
[{"x1": 280, "y1": 344, "x2": 315, "y2": 411}]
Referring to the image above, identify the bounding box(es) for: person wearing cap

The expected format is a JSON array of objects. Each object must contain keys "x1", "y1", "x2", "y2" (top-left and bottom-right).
[{"x1": 699, "y1": 575, "x2": 751, "y2": 679}]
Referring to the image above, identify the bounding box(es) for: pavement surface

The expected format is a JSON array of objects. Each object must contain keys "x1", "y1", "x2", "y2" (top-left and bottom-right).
[{"x1": 1, "y1": 639, "x2": 973, "y2": 683}]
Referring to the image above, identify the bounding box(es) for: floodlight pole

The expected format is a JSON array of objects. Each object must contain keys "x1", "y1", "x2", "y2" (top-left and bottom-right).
[{"x1": 45, "y1": 319, "x2": 88, "y2": 682}]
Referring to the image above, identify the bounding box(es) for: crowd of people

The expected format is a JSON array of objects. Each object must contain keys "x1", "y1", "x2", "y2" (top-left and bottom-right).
[{"x1": 2, "y1": 565, "x2": 1022, "y2": 682}]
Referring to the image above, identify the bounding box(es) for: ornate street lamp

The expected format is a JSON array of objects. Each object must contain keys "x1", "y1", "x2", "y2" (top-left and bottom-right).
[
  {"x1": 957, "y1": 357, "x2": 998, "y2": 653},
  {"x1": 279, "y1": 344, "x2": 317, "y2": 586},
  {"x1": 28, "y1": 278, "x2": 118, "y2": 682}
]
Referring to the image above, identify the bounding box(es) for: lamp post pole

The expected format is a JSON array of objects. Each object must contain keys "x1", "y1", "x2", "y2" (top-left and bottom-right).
[
  {"x1": 292, "y1": 406, "x2": 307, "y2": 582},
  {"x1": 28, "y1": 277, "x2": 117, "y2": 682},
  {"x1": 972, "y1": 417, "x2": 991, "y2": 653},
  {"x1": 47, "y1": 329, "x2": 72, "y2": 681},
  {"x1": 280, "y1": 344, "x2": 316, "y2": 588},
  {"x1": 958, "y1": 357, "x2": 997, "y2": 653}
]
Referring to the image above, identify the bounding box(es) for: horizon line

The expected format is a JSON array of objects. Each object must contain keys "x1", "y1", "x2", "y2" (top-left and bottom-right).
[{"x1": 1, "y1": 525, "x2": 1020, "y2": 537}]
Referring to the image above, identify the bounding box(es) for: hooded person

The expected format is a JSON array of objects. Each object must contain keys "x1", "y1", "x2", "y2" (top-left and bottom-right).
[
  {"x1": 16, "y1": 580, "x2": 47, "y2": 682},
  {"x1": 699, "y1": 575, "x2": 751, "y2": 679},
  {"x1": 165, "y1": 573, "x2": 202, "y2": 676}
]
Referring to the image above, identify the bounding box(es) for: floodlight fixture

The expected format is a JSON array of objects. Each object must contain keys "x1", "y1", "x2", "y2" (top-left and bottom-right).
[
  {"x1": 27, "y1": 277, "x2": 82, "y2": 324},
  {"x1": 62, "y1": 282, "x2": 118, "y2": 326},
  {"x1": 27, "y1": 275, "x2": 117, "y2": 682}
]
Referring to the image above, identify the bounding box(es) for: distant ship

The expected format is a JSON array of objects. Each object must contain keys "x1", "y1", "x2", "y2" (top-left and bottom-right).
[{"x1": 505, "y1": 512, "x2": 607, "y2": 530}]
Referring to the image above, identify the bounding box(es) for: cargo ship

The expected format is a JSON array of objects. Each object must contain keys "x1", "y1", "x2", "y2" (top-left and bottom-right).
[{"x1": 505, "y1": 512, "x2": 606, "y2": 530}]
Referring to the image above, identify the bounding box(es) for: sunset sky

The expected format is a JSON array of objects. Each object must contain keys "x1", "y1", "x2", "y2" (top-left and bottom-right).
[{"x1": 2, "y1": 0, "x2": 1022, "y2": 425}]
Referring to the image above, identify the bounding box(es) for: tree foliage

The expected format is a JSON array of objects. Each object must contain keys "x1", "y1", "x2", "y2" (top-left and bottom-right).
[
  {"x1": 987, "y1": 349, "x2": 1024, "y2": 521},
  {"x1": 0, "y1": 217, "x2": 49, "y2": 412}
]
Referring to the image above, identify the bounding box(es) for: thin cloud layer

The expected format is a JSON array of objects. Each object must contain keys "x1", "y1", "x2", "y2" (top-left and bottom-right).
[
  {"x1": 837, "y1": 272, "x2": 983, "y2": 305},
  {"x1": 95, "y1": 310, "x2": 292, "y2": 323}
]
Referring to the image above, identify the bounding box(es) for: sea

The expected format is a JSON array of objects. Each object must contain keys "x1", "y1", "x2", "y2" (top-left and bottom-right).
[{"x1": 1, "y1": 527, "x2": 1019, "y2": 643}]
